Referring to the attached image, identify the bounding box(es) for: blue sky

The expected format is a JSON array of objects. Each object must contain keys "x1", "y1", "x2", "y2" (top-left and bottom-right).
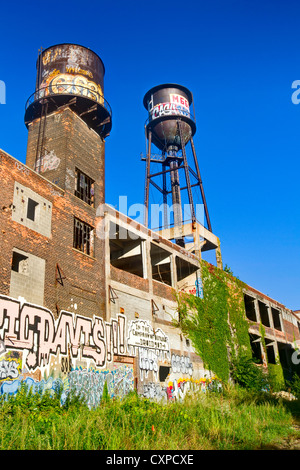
[{"x1": 0, "y1": 0, "x2": 299, "y2": 310}]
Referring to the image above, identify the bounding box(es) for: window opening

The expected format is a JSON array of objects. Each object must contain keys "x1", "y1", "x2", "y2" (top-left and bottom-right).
[
  {"x1": 27, "y1": 198, "x2": 39, "y2": 221},
  {"x1": 73, "y1": 218, "x2": 94, "y2": 256},
  {"x1": 258, "y1": 301, "x2": 270, "y2": 327},
  {"x1": 11, "y1": 251, "x2": 29, "y2": 275},
  {"x1": 244, "y1": 294, "x2": 257, "y2": 322},
  {"x1": 150, "y1": 243, "x2": 172, "y2": 286},
  {"x1": 271, "y1": 307, "x2": 282, "y2": 331},
  {"x1": 109, "y1": 223, "x2": 144, "y2": 278},
  {"x1": 249, "y1": 333, "x2": 263, "y2": 364},
  {"x1": 75, "y1": 169, "x2": 95, "y2": 206}
]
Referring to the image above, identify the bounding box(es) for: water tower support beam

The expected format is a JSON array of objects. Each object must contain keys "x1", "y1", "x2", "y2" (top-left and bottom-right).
[
  {"x1": 178, "y1": 120, "x2": 196, "y2": 224},
  {"x1": 144, "y1": 128, "x2": 152, "y2": 227},
  {"x1": 162, "y1": 156, "x2": 168, "y2": 228},
  {"x1": 190, "y1": 136, "x2": 212, "y2": 232}
]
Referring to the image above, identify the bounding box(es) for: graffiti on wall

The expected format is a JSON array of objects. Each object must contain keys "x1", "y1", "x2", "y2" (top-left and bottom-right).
[
  {"x1": 0, "y1": 294, "x2": 211, "y2": 403},
  {"x1": 68, "y1": 366, "x2": 134, "y2": 407},
  {"x1": 142, "y1": 378, "x2": 220, "y2": 402},
  {"x1": 0, "y1": 295, "x2": 126, "y2": 371},
  {"x1": 138, "y1": 347, "x2": 159, "y2": 381},
  {"x1": 0, "y1": 356, "x2": 21, "y2": 380},
  {"x1": 127, "y1": 319, "x2": 170, "y2": 356},
  {"x1": 171, "y1": 354, "x2": 193, "y2": 376},
  {"x1": 35, "y1": 150, "x2": 61, "y2": 174},
  {"x1": 127, "y1": 319, "x2": 170, "y2": 382},
  {"x1": 142, "y1": 382, "x2": 167, "y2": 401}
]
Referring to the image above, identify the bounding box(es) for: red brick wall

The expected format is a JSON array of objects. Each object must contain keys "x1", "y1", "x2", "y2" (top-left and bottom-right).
[
  {"x1": 110, "y1": 265, "x2": 149, "y2": 293},
  {"x1": 0, "y1": 141, "x2": 106, "y2": 319}
]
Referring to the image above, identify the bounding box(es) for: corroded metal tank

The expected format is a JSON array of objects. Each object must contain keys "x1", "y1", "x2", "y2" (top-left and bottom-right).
[
  {"x1": 36, "y1": 44, "x2": 105, "y2": 104},
  {"x1": 143, "y1": 84, "x2": 196, "y2": 151},
  {"x1": 25, "y1": 43, "x2": 112, "y2": 138}
]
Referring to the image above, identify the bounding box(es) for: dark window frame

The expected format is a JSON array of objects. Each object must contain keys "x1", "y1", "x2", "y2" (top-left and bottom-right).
[
  {"x1": 74, "y1": 168, "x2": 95, "y2": 206},
  {"x1": 11, "y1": 251, "x2": 29, "y2": 275},
  {"x1": 73, "y1": 217, "x2": 94, "y2": 256},
  {"x1": 27, "y1": 198, "x2": 39, "y2": 221}
]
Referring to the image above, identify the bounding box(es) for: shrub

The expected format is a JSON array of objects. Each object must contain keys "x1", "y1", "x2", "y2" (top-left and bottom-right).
[
  {"x1": 267, "y1": 364, "x2": 285, "y2": 392},
  {"x1": 101, "y1": 381, "x2": 110, "y2": 404},
  {"x1": 287, "y1": 373, "x2": 300, "y2": 399},
  {"x1": 231, "y1": 354, "x2": 268, "y2": 391}
]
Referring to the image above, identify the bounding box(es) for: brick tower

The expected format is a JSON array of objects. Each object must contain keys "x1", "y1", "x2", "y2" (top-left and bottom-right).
[
  {"x1": 25, "y1": 44, "x2": 111, "y2": 204},
  {"x1": 21, "y1": 44, "x2": 112, "y2": 318}
]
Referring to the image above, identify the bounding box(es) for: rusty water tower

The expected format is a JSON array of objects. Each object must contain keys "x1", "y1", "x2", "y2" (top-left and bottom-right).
[
  {"x1": 24, "y1": 43, "x2": 112, "y2": 172},
  {"x1": 143, "y1": 84, "x2": 211, "y2": 246}
]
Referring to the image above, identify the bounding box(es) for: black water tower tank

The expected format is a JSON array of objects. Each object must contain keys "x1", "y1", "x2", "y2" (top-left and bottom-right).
[{"x1": 143, "y1": 83, "x2": 196, "y2": 151}]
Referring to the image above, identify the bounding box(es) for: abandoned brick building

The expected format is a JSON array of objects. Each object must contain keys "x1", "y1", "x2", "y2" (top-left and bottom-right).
[{"x1": 0, "y1": 44, "x2": 299, "y2": 404}]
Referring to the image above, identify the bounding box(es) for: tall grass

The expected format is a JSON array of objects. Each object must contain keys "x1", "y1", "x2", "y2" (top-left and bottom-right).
[{"x1": 0, "y1": 384, "x2": 299, "y2": 450}]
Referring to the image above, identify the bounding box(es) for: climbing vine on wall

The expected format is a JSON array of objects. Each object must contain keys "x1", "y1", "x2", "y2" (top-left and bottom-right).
[{"x1": 175, "y1": 261, "x2": 251, "y2": 383}]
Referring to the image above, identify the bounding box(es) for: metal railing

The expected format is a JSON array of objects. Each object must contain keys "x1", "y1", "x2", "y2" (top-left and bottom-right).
[{"x1": 25, "y1": 83, "x2": 112, "y2": 116}]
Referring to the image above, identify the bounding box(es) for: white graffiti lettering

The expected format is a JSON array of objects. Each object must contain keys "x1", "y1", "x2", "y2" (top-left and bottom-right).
[
  {"x1": 171, "y1": 354, "x2": 193, "y2": 376},
  {"x1": 0, "y1": 359, "x2": 20, "y2": 379},
  {"x1": 0, "y1": 295, "x2": 126, "y2": 370}
]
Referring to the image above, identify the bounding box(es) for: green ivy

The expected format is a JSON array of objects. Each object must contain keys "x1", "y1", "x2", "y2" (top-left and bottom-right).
[{"x1": 176, "y1": 261, "x2": 252, "y2": 383}]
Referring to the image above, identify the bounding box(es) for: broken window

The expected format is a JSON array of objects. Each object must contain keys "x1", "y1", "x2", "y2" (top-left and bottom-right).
[
  {"x1": 11, "y1": 251, "x2": 29, "y2": 275},
  {"x1": 27, "y1": 198, "x2": 39, "y2": 221},
  {"x1": 265, "y1": 338, "x2": 276, "y2": 364},
  {"x1": 73, "y1": 218, "x2": 94, "y2": 256},
  {"x1": 75, "y1": 168, "x2": 95, "y2": 206},
  {"x1": 271, "y1": 307, "x2": 282, "y2": 331},
  {"x1": 249, "y1": 333, "x2": 263, "y2": 364},
  {"x1": 176, "y1": 256, "x2": 199, "y2": 292},
  {"x1": 150, "y1": 243, "x2": 172, "y2": 286},
  {"x1": 258, "y1": 301, "x2": 270, "y2": 327},
  {"x1": 159, "y1": 366, "x2": 170, "y2": 382},
  {"x1": 109, "y1": 223, "x2": 144, "y2": 278},
  {"x1": 244, "y1": 294, "x2": 257, "y2": 322}
]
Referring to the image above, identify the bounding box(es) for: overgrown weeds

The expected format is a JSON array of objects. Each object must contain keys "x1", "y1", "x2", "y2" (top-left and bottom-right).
[{"x1": 0, "y1": 385, "x2": 299, "y2": 450}]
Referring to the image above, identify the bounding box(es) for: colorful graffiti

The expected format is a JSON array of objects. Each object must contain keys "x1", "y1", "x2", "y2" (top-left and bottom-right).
[
  {"x1": 0, "y1": 295, "x2": 126, "y2": 371},
  {"x1": 68, "y1": 366, "x2": 134, "y2": 407},
  {"x1": 38, "y1": 73, "x2": 103, "y2": 105},
  {"x1": 167, "y1": 377, "x2": 221, "y2": 401},
  {"x1": 0, "y1": 294, "x2": 215, "y2": 405},
  {"x1": 151, "y1": 102, "x2": 190, "y2": 120},
  {"x1": 142, "y1": 377, "x2": 221, "y2": 402}
]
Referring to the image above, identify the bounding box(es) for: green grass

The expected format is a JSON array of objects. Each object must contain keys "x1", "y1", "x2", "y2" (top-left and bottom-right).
[{"x1": 0, "y1": 384, "x2": 299, "y2": 450}]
